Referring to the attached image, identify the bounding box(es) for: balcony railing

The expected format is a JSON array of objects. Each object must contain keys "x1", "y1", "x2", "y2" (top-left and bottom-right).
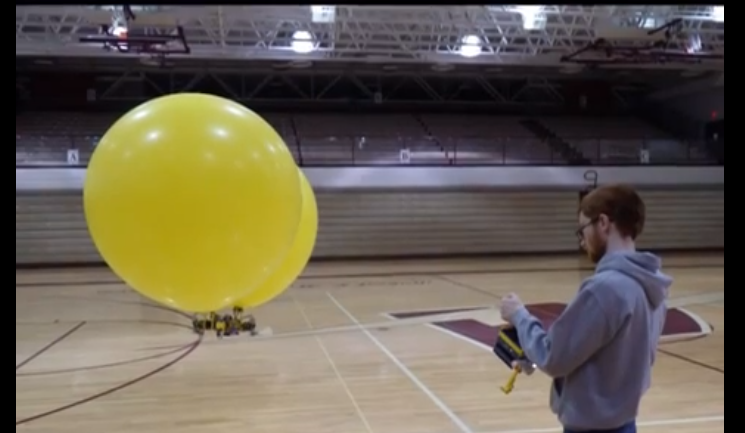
[{"x1": 15, "y1": 134, "x2": 717, "y2": 167}]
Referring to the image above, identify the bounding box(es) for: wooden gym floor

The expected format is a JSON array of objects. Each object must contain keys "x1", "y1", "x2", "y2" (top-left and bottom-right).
[{"x1": 16, "y1": 253, "x2": 724, "y2": 433}]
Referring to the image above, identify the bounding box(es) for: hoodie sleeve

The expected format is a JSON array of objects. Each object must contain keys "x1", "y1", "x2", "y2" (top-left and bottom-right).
[{"x1": 511, "y1": 282, "x2": 613, "y2": 378}]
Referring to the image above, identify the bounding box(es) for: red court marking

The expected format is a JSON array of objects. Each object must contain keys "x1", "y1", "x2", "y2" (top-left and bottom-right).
[
  {"x1": 389, "y1": 303, "x2": 705, "y2": 347},
  {"x1": 16, "y1": 321, "x2": 86, "y2": 371},
  {"x1": 389, "y1": 302, "x2": 721, "y2": 374}
]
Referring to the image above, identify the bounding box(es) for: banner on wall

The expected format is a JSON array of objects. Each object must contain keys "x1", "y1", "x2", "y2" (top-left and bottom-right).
[{"x1": 66, "y1": 149, "x2": 79, "y2": 165}]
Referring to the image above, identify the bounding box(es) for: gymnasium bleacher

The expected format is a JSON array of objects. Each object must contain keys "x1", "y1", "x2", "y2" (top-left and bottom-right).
[
  {"x1": 538, "y1": 116, "x2": 711, "y2": 164},
  {"x1": 15, "y1": 111, "x2": 712, "y2": 166}
]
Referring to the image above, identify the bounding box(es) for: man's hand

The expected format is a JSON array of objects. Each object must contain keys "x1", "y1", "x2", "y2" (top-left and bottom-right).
[
  {"x1": 500, "y1": 293, "x2": 525, "y2": 324},
  {"x1": 512, "y1": 360, "x2": 536, "y2": 375}
]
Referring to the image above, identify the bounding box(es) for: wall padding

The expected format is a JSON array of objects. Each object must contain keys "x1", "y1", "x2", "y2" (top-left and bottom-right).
[
  {"x1": 313, "y1": 190, "x2": 578, "y2": 257},
  {"x1": 636, "y1": 189, "x2": 724, "y2": 250},
  {"x1": 15, "y1": 188, "x2": 723, "y2": 265}
]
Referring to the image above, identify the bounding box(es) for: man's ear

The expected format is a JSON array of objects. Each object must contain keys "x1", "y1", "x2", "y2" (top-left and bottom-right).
[{"x1": 597, "y1": 214, "x2": 611, "y2": 231}]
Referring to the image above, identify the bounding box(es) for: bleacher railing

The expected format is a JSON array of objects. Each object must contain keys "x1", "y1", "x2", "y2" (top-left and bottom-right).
[{"x1": 15, "y1": 134, "x2": 717, "y2": 167}]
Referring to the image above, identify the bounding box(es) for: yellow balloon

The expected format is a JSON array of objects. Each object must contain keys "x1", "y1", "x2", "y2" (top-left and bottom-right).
[
  {"x1": 84, "y1": 93, "x2": 302, "y2": 312},
  {"x1": 235, "y1": 171, "x2": 318, "y2": 309}
]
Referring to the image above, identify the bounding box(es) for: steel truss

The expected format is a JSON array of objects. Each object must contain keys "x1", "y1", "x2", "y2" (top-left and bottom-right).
[
  {"x1": 17, "y1": 5, "x2": 723, "y2": 69},
  {"x1": 69, "y1": 69, "x2": 640, "y2": 108}
]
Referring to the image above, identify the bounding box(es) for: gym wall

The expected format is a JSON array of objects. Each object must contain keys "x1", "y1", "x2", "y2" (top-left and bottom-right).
[{"x1": 16, "y1": 188, "x2": 724, "y2": 266}]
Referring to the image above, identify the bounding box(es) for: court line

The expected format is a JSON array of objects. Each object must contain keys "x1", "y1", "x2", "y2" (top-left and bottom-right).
[
  {"x1": 667, "y1": 292, "x2": 725, "y2": 309},
  {"x1": 658, "y1": 348, "x2": 724, "y2": 374},
  {"x1": 482, "y1": 414, "x2": 723, "y2": 433},
  {"x1": 16, "y1": 321, "x2": 86, "y2": 371},
  {"x1": 15, "y1": 260, "x2": 724, "y2": 287},
  {"x1": 16, "y1": 336, "x2": 201, "y2": 426},
  {"x1": 327, "y1": 292, "x2": 474, "y2": 433},
  {"x1": 15, "y1": 298, "x2": 201, "y2": 426},
  {"x1": 291, "y1": 294, "x2": 374, "y2": 433},
  {"x1": 438, "y1": 273, "x2": 725, "y2": 310},
  {"x1": 436, "y1": 273, "x2": 726, "y2": 375},
  {"x1": 18, "y1": 339, "x2": 197, "y2": 376}
]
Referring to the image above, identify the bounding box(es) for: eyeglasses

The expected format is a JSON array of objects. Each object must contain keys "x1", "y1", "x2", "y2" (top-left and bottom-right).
[{"x1": 575, "y1": 218, "x2": 598, "y2": 241}]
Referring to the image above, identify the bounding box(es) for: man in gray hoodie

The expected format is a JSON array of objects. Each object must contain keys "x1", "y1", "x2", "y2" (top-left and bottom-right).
[{"x1": 500, "y1": 185, "x2": 672, "y2": 433}]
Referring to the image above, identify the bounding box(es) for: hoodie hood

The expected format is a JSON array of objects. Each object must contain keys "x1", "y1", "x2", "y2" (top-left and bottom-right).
[{"x1": 595, "y1": 251, "x2": 672, "y2": 308}]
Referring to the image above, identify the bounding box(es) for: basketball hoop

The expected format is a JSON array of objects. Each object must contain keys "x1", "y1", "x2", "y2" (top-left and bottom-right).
[
  {"x1": 80, "y1": 25, "x2": 190, "y2": 56},
  {"x1": 139, "y1": 55, "x2": 162, "y2": 67},
  {"x1": 139, "y1": 51, "x2": 174, "y2": 68},
  {"x1": 112, "y1": 25, "x2": 128, "y2": 39}
]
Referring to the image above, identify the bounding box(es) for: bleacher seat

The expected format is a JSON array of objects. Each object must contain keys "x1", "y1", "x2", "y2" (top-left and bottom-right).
[
  {"x1": 536, "y1": 116, "x2": 711, "y2": 164},
  {"x1": 15, "y1": 111, "x2": 711, "y2": 166},
  {"x1": 540, "y1": 116, "x2": 668, "y2": 140},
  {"x1": 294, "y1": 114, "x2": 425, "y2": 137},
  {"x1": 15, "y1": 111, "x2": 299, "y2": 165},
  {"x1": 292, "y1": 114, "x2": 449, "y2": 164},
  {"x1": 420, "y1": 115, "x2": 533, "y2": 138},
  {"x1": 419, "y1": 116, "x2": 535, "y2": 164}
]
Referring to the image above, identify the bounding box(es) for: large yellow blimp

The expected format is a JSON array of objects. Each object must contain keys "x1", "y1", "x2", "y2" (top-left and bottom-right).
[
  {"x1": 235, "y1": 171, "x2": 318, "y2": 309},
  {"x1": 84, "y1": 93, "x2": 302, "y2": 313}
]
